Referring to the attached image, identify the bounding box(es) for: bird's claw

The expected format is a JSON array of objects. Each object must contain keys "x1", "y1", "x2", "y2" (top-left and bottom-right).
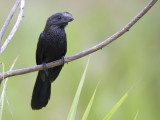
[
  {"x1": 61, "y1": 56, "x2": 65, "y2": 65},
  {"x1": 42, "y1": 63, "x2": 49, "y2": 77}
]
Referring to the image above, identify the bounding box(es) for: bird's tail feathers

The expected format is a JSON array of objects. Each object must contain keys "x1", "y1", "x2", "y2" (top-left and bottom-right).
[{"x1": 31, "y1": 71, "x2": 51, "y2": 110}]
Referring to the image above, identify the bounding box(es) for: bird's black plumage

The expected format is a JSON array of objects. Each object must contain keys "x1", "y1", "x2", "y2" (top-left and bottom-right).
[{"x1": 31, "y1": 12, "x2": 74, "y2": 110}]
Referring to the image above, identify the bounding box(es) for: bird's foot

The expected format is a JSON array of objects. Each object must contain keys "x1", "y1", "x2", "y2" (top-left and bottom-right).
[
  {"x1": 42, "y1": 63, "x2": 49, "y2": 77},
  {"x1": 61, "y1": 56, "x2": 65, "y2": 65}
]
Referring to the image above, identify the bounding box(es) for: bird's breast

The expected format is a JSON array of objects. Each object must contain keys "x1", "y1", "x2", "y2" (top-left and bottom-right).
[{"x1": 42, "y1": 31, "x2": 67, "y2": 62}]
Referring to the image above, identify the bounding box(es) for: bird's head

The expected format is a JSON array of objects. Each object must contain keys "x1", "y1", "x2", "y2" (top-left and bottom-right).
[{"x1": 46, "y1": 12, "x2": 74, "y2": 28}]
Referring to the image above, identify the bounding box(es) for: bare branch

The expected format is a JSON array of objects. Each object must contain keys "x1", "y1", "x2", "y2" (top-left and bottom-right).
[
  {"x1": 0, "y1": 0, "x2": 25, "y2": 56},
  {"x1": 0, "y1": 0, "x2": 21, "y2": 52},
  {"x1": 0, "y1": 0, "x2": 158, "y2": 82}
]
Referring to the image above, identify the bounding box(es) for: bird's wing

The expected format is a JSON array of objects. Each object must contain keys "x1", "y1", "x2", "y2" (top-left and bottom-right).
[{"x1": 36, "y1": 32, "x2": 45, "y2": 65}]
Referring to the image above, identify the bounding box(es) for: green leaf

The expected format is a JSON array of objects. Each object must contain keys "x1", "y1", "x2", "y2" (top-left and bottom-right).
[
  {"x1": 67, "y1": 58, "x2": 90, "y2": 120},
  {"x1": 103, "y1": 92, "x2": 128, "y2": 120},
  {"x1": 133, "y1": 111, "x2": 139, "y2": 120},
  {"x1": 81, "y1": 83, "x2": 99, "y2": 120}
]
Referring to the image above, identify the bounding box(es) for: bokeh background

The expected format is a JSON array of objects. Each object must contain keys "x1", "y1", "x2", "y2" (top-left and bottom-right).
[{"x1": 0, "y1": 0, "x2": 160, "y2": 120}]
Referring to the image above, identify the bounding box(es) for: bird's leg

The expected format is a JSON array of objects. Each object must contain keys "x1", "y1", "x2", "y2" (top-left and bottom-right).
[
  {"x1": 42, "y1": 63, "x2": 49, "y2": 77},
  {"x1": 61, "y1": 56, "x2": 66, "y2": 65}
]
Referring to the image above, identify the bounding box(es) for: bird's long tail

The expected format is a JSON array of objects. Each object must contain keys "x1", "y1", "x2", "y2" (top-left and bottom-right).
[{"x1": 31, "y1": 71, "x2": 51, "y2": 110}]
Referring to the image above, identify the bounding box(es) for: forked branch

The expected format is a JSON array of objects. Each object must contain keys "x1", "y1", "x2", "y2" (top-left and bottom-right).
[{"x1": 0, "y1": 0, "x2": 25, "y2": 56}]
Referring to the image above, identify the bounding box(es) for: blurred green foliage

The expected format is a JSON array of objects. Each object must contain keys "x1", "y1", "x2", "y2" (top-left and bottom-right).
[{"x1": 0, "y1": 0, "x2": 160, "y2": 120}]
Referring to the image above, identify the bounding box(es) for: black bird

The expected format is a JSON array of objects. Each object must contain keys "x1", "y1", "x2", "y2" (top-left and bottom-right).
[{"x1": 31, "y1": 12, "x2": 74, "y2": 110}]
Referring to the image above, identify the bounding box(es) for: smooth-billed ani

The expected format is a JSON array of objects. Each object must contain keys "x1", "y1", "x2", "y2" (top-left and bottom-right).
[{"x1": 31, "y1": 12, "x2": 74, "y2": 110}]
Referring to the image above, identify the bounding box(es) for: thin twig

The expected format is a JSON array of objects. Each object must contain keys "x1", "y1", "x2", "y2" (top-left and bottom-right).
[
  {"x1": 0, "y1": 0, "x2": 158, "y2": 82},
  {"x1": 0, "y1": 0, "x2": 25, "y2": 56},
  {"x1": 5, "y1": 93, "x2": 13, "y2": 119},
  {"x1": 0, "y1": 56, "x2": 19, "y2": 119},
  {"x1": 0, "y1": 0, "x2": 21, "y2": 53}
]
